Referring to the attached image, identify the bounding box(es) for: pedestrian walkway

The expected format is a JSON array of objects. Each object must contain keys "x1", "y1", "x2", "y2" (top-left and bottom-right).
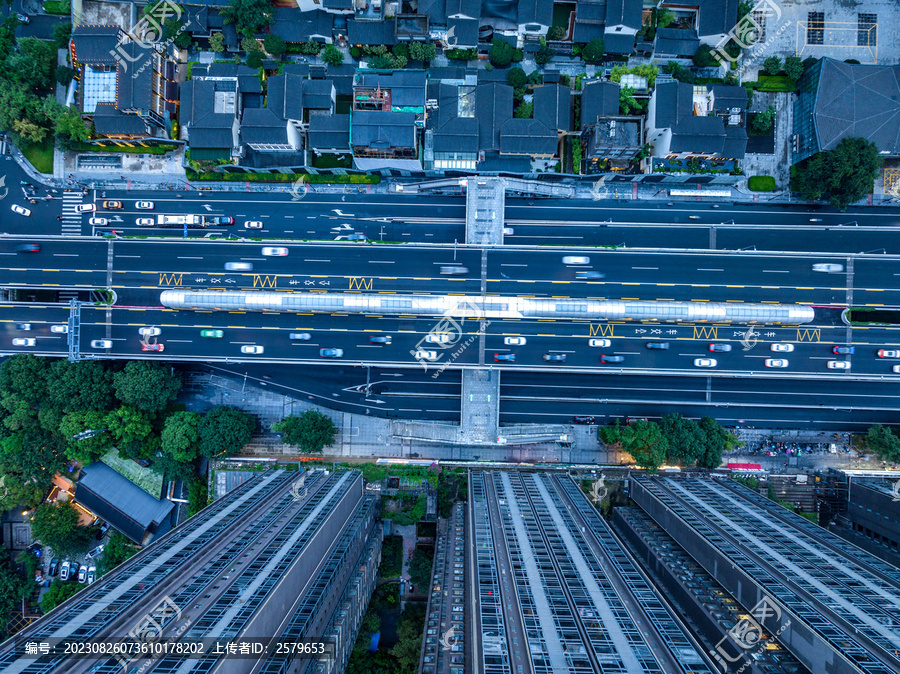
[{"x1": 60, "y1": 191, "x2": 85, "y2": 236}]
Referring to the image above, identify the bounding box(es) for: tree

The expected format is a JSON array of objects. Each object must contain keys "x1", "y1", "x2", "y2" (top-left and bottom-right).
[
  {"x1": 407, "y1": 548, "x2": 433, "y2": 590},
  {"x1": 197, "y1": 406, "x2": 255, "y2": 458},
  {"x1": 273, "y1": 410, "x2": 337, "y2": 454},
  {"x1": 750, "y1": 105, "x2": 775, "y2": 135},
  {"x1": 865, "y1": 425, "x2": 900, "y2": 462},
  {"x1": 12, "y1": 119, "x2": 47, "y2": 144},
  {"x1": 9, "y1": 38, "x2": 57, "y2": 90},
  {"x1": 513, "y1": 101, "x2": 533, "y2": 118},
  {"x1": 390, "y1": 604, "x2": 426, "y2": 672},
  {"x1": 0, "y1": 474, "x2": 44, "y2": 512},
  {"x1": 0, "y1": 354, "x2": 49, "y2": 407},
  {"x1": 261, "y1": 33, "x2": 285, "y2": 59},
  {"x1": 795, "y1": 137, "x2": 883, "y2": 209},
  {"x1": 246, "y1": 51, "x2": 264, "y2": 69},
  {"x1": 659, "y1": 414, "x2": 705, "y2": 466},
  {"x1": 506, "y1": 67, "x2": 527, "y2": 88},
  {"x1": 113, "y1": 361, "x2": 182, "y2": 414},
  {"x1": 656, "y1": 8, "x2": 675, "y2": 28},
  {"x1": 535, "y1": 41, "x2": 554, "y2": 66},
  {"x1": 54, "y1": 105, "x2": 90, "y2": 149},
  {"x1": 547, "y1": 26, "x2": 566, "y2": 41},
  {"x1": 186, "y1": 477, "x2": 209, "y2": 517},
  {"x1": 489, "y1": 37, "x2": 514, "y2": 67},
  {"x1": 29, "y1": 501, "x2": 94, "y2": 557},
  {"x1": 621, "y1": 420, "x2": 669, "y2": 472},
  {"x1": 409, "y1": 42, "x2": 434, "y2": 61},
  {"x1": 96, "y1": 531, "x2": 138, "y2": 575},
  {"x1": 58, "y1": 411, "x2": 112, "y2": 465},
  {"x1": 0, "y1": 562, "x2": 24, "y2": 628},
  {"x1": 40, "y1": 578, "x2": 83, "y2": 613},
  {"x1": 619, "y1": 85, "x2": 640, "y2": 115},
  {"x1": 581, "y1": 37, "x2": 605, "y2": 63},
  {"x1": 692, "y1": 44, "x2": 717, "y2": 68},
  {"x1": 106, "y1": 405, "x2": 153, "y2": 459},
  {"x1": 784, "y1": 55, "x2": 804, "y2": 80},
  {"x1": 161, "y1": 410, "x2": 201, "y2": 463},
  {"x1": 241, "y1": 35, "x2": 261, "y2": 53},
  {"x1": 151, "y1": 451, "x2": 197, "y2": 481},
  {"x1": 697, "y1": 417, "x2": 728, "y2": 468},
  {"x1": 322, "y1": 44, "x2": 344, "y2": 66},
  {"x1": 47, "y1": 360, "x2": 114, "y2": 413},
  {"x1": 55, "y1": 65, "x2": 74, "y2": 87},
  {"x1": 221, "y1": 0, "x2": 273, "y2": 39},
  {"x1": 299, "y1": 40, "x2": 321, "y2": 55},
  {"x1": 53, "y1": 22, "x2": 72, "y2": 49},
  {"x1": 763, "y1": 55, "x2": 782, "y2": 75},
  {"x1": 209, "y1": 32, "x2": 225, "y2": 53},
  {"x1": 392, "y1": 42, "x2": 409, "y2": 59}
]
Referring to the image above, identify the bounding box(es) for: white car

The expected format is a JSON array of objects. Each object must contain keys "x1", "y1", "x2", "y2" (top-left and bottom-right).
[
  {"x1": 241, "y1": 345, "x2": 264, "y2": 354},
  {"x1": 589, "y1": 339, "x2": 611, "y2": 347},
  {"x1": 504, "y1": 337, "x2": 526, "y2": 346},
  {"x1": 135, "y1": 201, "x2": 154, "y2": 210},
  {"x1": 75, "y1": 204, "x2": 96, "y2": 213},
  {"x1": 136, "y1": 218, "x2": 155, "y2": 227},
  {"x1": 694, "y1": 358, "x2": 717, "y2": 368},
  {"x1": 826, "y1": 360, "x2": 850, "y2": 370},
  {"x1": 50, "y1": 325, "x2": 68, "y2": 334},
  {"x1": 139, "y1": 327, "x2": 161, "y2": 337},
  {"x1": 11, "y1": 204, "x2": 31, "y2": 216},
  {"x1": 261, "y1": 247, "x2": 288, "y2": 256},
  {"x1": 244, "y1": 221, "x2": 263, "y2": 229},
  {"x1": 764, "y1": 359, "x2": 789, "y2": 368},
  {"x1": 225, "y1": 262, "x2": 253, "y2": 271},
  {"x1": 770, "y1": 344, "x2": 794, "y2": 352},
  {"x1": 415, "y1": 349, "x2": 438, "y2": 360},
  {"x1": 503, "y1": 227, "x2": 514, "y2": 235},
  {"x1": 12, "y1": 338, "x2": 36, "y2": 347},
  {"x1": 812, "y1": 263, "x2": 843, "y2": 273},
  {"x1": 877, "y1": 350, "x2": 900, "y2": 358},
  {"x1": 562, "y1": 256, "x2": 590, "y2": 265},
  {"x1": 426, "y1": 333, "x2": 451, "y2": 344},
  {"x1": 91, "y1": 339, "x2": 112, "y2": 348},
  {"x1": 89, "y1": 217, "x2": 108, "y2": 226},
  {"x1": 893, "y1": 365, "x2": 900, "y2": 374},
  {"x1": 78, "y1": 566, "x2": 87, "y2": 583}
]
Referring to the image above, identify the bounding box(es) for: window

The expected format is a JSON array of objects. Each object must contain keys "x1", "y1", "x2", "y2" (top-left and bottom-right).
[
  {"x1": 807, "y1": 12, "x2": 824, "y2": 45},
  {"x1": 858, "y1": 13, "x2": 876, "y2": 46}
]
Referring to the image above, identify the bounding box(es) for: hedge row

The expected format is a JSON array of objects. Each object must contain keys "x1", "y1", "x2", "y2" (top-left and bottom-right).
[{"x1": 185, "y1": 170, "x2": 380, "y2": 184}]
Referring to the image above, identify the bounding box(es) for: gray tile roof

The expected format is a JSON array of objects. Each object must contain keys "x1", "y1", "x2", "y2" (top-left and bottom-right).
[
  {"x1": 603, "y1": 30, "x2": 636, "y2": 55},
  {"x1": 654, "y1": 81, "x2": 747, "y2": 157},
  {"x1": 348, "y1": 18, "x2": 397, "y2": 45},
  {"x1": 202, "y1": 62, "x2": 262, "y2": 93},
  {"x1": 181, "y1": 6, "x2": 209, "y2": 35},
  {"x1": 581, "y1": 80, "x2": 620, "y2": 127},
  {"x1": 354, "y1": 70, "x2": 426, "y2": 108},
  {"x1": 654, "y1": 27, "x2": 699, "y2": 57},
  {"x1": 430, "y1": 82, "x2": 479, "y2": 153},
  {"x1": 418, "y1": 0, "x2": 446, "y2": 24},
  {"x1": 446, "y1": 0, "x2": 480, "y2": 19},
  {"x1": 352, "y1": 110, "x2": 416, "y2": 149},
  {"x1": 500, "y1": 118, "x2": 557, "y2": 155},
  {"x1": 324, "y1": 0, "x2": 352, "y2": 10},
  {"x1": 813, "y1": 58, "x2": 900, "y2": 154},
  {"x1": 273, "y1": 7, "x2": 334, "y2": 42},
  {"x1": 180, "y1": 79, "x2": 236, "y2": 149},
  {"x1": 303, "y1": 79, "x2": 334, "y2": 110},
  {"x1": 75, "y1": 462, "x2": 175, "y2": 544},
  {"x1": 721, "y1": 125, "x2": 748, "y2": 158},
  {"x1": 533, "y1": 84, "x2": 570, "y2": 132},
  {"x1": 115, "y1": 43, "x2": 152, "y2": 111},
  {"x1": 573, "y1": 0, "x2": 605, "y2": 43},
  {"x1": 477, "y1": 82, "x2": 513, "y2": 152},
  {"x1": 265, "y1": 73, "x2": 304, "y2": 121},
  {"x1": 518, "y1": 0, "x2": 553, "y2": 27},
  {"x1": 606, "y1": 0, "x2": 641, "y2": 29},
  {"x1": 241, "y1": 108, "x2": 288, "y2": 145},
  {"x1": 712, "y1": 84, "x2": 748, "y2": 112},
  {"x1": 71, "y1": 25, "x2": 121, "y2": 66},
  {"x1": 668, "y1": 115, "x2": 726, "y2": 153},
  {"x1": 308, "y1": 113, "x2": 351, "y2": 150},
  {"x1": 697, "y1": 0, "x2": 739, "y2": 37},
  {"x1": 93, "y1": 103, "x2": 149, "y2": 136},
  {"x1": 447, "y1": 17, "x2": 478, "y2": 47}
]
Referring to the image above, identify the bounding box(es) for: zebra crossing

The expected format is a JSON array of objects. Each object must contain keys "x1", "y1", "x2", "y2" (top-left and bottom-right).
[{"x1": 60, "y1": 191, "x2": 85, "y2": 236}]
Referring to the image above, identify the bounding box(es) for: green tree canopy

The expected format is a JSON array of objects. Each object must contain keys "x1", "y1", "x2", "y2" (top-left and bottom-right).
[
  {"x1": 506, "y1": 67, "x2": 527, "y2": 88},
  {"x1": 221, "y1": 0, "x2": 273, "y2": 39},
  {"x1": 692, "y1": 44, "x2": 717, "y2": 68},
  {"x1": 106, "y1": 405, "x2": 153, "y2": 449},
  {"x1": 47, "y1": 360, "x2": 114, "y2": 413},
  {"x1": 547, "y1": 25, "x2": 565, "y2": 41},
  {"x1": 263, "y1": 33, "x2": 286, "y2": 59},
  {"x1": 659, "y1": 414, "x2": 705, "y2": 466},
  {"x1": 697, "y1": 416, "x2": 728, "y2": 468},
  {"x1": 489, "y1": 37, "x2": 514, "y2": 67},
  {"x1": 9, "y1": 38, "x2": 56, "y2": 90},
  {"x1": 54, "y1": 105, "x2": 90, "y2": 149},
  {"x1": 784, "y1": 55, "x2": 804, "y2": 80},
  {"x1": 96, "y1": 531, "x2": 138, "y2": 575},
  {"x1": 246, "y1": 51, "x2": 264, "y2": 69},
  {"x1": 53, "y1": 22, "x2": 72, "y2": 49},
  {"x1": 763, "y1": 55, "x2": 782, "y2": 75},
  {"x1": 865, "y1": 425, "x2": 900, "y2": 462},
  {"x1": 0, "y1": 473, "x2": 44, "y2": 512},
  {"x1": 273, "y1": 410, "x2": 337, "y2": 454},
  {"x1": 582, "y1": 37, "x2": 605, "y2": 63},
  {"x1": 113, "y1": 361, "x2": 182, "y2": 414},
  {"x1": 197, "y1": 406, "x2": 255, "y2": 458},
  {"x1": 408, "y1": 42, "x2": 435, "y2": 61},
  {"x1": 29, "y1": 501, "x2": 94, "y2": 557},
  {"x1": 389, "y1": 604, "x2": 426, "y2": 672},
  {"x1": 161, "y1": 410, "x2": 202, "y2": 463},
  {"x1": 322, "y1": 44, "x2": 344, "y2": 66},
  {"x1": 0, "y1": 433, "x2": 66, "y2": 484},
  {"x1": 58, "y1": 411, "x2": 113, "y2": 465},
  {"x1": 0, "y1": 354, "x2": 49, "y2": 407},
  {"x1": 621, "y1": 420, "x2": 669, "y2": 472},
  {"x1": 535, "y1": 41, "x2": 554, "y2": 65},
  {"x1": 407, "y1": 548, "x2": 433, "y2": 590},
  {"x1": 795, "y1": 137, "x2": 883, "y2": 210},
  {"x1": 514, "y1": 101, "x2": 533, "y2": 118},
  {"x1": 209, "y1": 32, "x2": 225, "y2": 53},
  {"x1": 750, "y1": 105, "x2": 775, "y2": 135},
  {"x1": 40, "y1": 578, "x2": 83, "y2": 612}
]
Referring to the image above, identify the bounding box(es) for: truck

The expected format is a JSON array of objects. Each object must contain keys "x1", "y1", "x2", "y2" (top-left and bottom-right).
[{"x1": 157, "y1": 214, "x2": 202, "y2": 227}]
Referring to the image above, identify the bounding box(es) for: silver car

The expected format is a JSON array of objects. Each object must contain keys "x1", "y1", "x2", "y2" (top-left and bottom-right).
[{"x1": 225, "y1": 262, "x2": 253, "y2": 271}]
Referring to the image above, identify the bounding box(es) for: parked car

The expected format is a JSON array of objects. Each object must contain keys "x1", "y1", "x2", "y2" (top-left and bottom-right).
[
  {"x1": 543, "y1": 353, "x2": 566, "y2": 362},
  {"x1": 764, "y1": 359, "x2": 789, "y2": 368},
  {"x1": 15, "y1": 13, "x2": 29, "y2": 24},
  {"x1": 426, "y1": 333, "x2": 451, "y2": 344},
  {"x1": 51, "y1": 325, "x2": 68, "y2": 333},
  {"x1": 59, "y1": 560, "x2": 71, "y2": 582},
  {"x1": 771, "y1": 344, "x2": 794, "y2": 352},
  {"x1": 75, "y1": 204, "x2": 96, "y2": 213},
  {"x1": 812, "y1": 263, "x2": 843, "y2": 272},
  {"x1": 16, "y1": 324, "x2": 30, "y2": 331},
  {"x1": 12, "y1": 338, "x2": 36, "y2": 347},
  {"x1": 494, "y1": 353, "x2": 515, "y2": 362},
  {"x1": 370, "y1": 336, "x2": 392, "y2": 344},
  {"x1": 244, "y1": 221, "x2": 263, "y2": 229},
  {"x1": 645, "y1": 342, "x2": 669, "y2": 350},
  {"x1": 96, "y1": 522, "x2": 111, "y2": 540},
  {"x1": 136, "y1": 218, "x2": 155, "y2": 227},
  {"x1": 89, "y1": 217, "x2": 108, "y2": 226},
  {"x1": 225, "y1": 262, "x2": 253, "y2": 271},
  {"x1": 878, "y1": 350, "x2": 900, "y2": 358},
  {"x1": 709, "y1": 343, "x2": 732, "y2": 352},
  {"x1": 141, "y1": 342, "x2": 164, "y2": 352},
  {"x1": 289, "y1": 333, "x2": 311, "y2": 340},
  {"x1": 135, "y1": 201, "x2": 154, "y2": 210},
  {"x1": 826, "y1": 360, "x2": 850, "y2": 370},
  {"x1": 575, "y1": 271, "x2": 605, "y2": 279},
  {"x1": 200, "y1": 329, "x2": 223, "y2": 338},
  {"x1": 241, "y1": 345, "x2": 264, "y2": 354},
  {"x1": 11, "y1": 204, "x2": 31, "y2": 216},
  {"x1": 573, "y1": 416, "x2": 596, "y2": 424},
  {"x1": 101, "y1": 201, "x2": 122, "y2": 209},
  {"x1": 15, "y1": 244, "x2": 39, "y2": 253},
  {"x1": 833, "y1": 346, "x2": 855, "y2": 355},
  {"x1": 78, "y1": 565, "x2": 87, "y2": 583},
  {"x1": 91, "y1": 339, "x2": 112, "y2": 348},
  {"x1": 694, "y1": 358, "x2": 717, "y2": 368},
  {"x1": 439, "y1": 266, "x2": 468, "y2": 275},
  {"x1": 139, "y1": 327, "x2": 161, "y2": 337},
  {"x1": 87, "y1": 567, "x2": 96, "y2": 584},
  {"x1": 261, "y1": 247, "x2": 288, "y2": 256},
  {"x1": 48, "y1": 558, "x2": 59, "y2": 576},
  {"x1": 600, "y1": 355, "x2": 624, "y2": 363},
  {"x1": 588, "y1": 339, "x2": 611, "y2": 347},
  {"x1": 562, "y1": 256, "x2": 590, "y2": 265},
  {"x1": 504, "y1": 337, "x2": 526, "y2": 346},
  {"x1": 320, "y1": 348, "x2": 344, "y2": 358}
]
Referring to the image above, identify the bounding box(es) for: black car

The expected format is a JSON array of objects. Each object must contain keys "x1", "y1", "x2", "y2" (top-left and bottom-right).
[
  {"x1": 645, "y1": 342, "x2": 669, "y2": 350},
  {"x1": 543, "y1": 353, "x2": 566, "y2": 362},
  {"x1": 600, "y1": 355, "x2": 625, "y2": 363},
  {"x1": 573, "y1": 416, "x2": 596, "y2": 424},
  {"x1": 369, "y1": 336, "x2": 392, "y2": 345},
  {"x1": 96, "y1": 522, "x2": 111, "y2": 540},
  {"x1": 48, "y1": 558, "x2": 59, "y2": 576}
]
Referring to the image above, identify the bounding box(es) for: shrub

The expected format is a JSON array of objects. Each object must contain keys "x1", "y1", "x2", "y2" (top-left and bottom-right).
[
  {"x1": 784, "y1": 55, "x2": 803, "y2": 80},
  {"x1": 748, "y1": 175, "x2": 776, "y2": 191},
  {"x1": 446, "y1": 47, "x2": 477, "y2": 60},
  {"x1": 582, "y1": 37, "x2": 604, "y2": 63},
  {"x1": 506, "y1": 67, "x2": 526, "y2": 88},
  {"x1": 692, "y1": 44, "x2": 718, "y2": 68},
  {"x1": 548, "y1": 25, "x2": 566, "y2": 41},
  {"x1": 489, "y1": 38, "x2": 514, "y2": 67},
  {"x1": 763, "y1": 55, "x2": 782, "y2": 75},
  {"x1": 750, "y1": 105, "x2": 775, "y2": 135},
  {"x1": 246, "y1": 51, "x2": 264, "y2": 69},
  {"x1": 535, "y1": 41, "x2": 553, "y2": 65},
  {"x1": 322, "y1": 44, "x2": 344, "y2": 66}
]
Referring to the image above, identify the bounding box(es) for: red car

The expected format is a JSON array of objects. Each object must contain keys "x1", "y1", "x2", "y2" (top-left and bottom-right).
[{"x1": 141, "y1": 343, "x2": 165, "y2": 352}]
